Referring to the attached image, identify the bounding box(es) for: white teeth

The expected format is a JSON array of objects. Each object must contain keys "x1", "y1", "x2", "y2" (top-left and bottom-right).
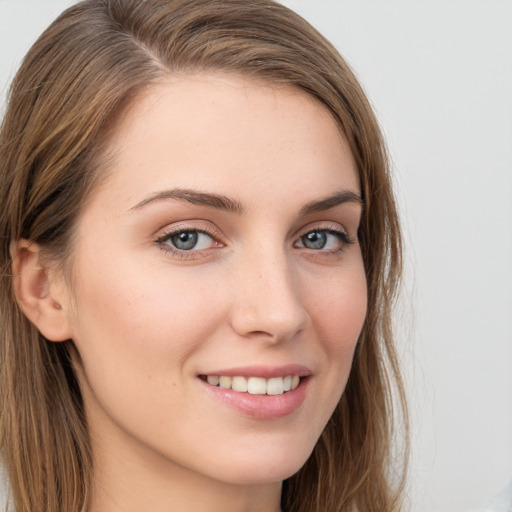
[
  {"x1": 219, "y1": 376, "x2": 232, "y2": 389},
  {"x1": 204, "y1": 374, "x2": 302, "y2": 395},
  {"x1": 231, "y1": 376, "x2": 248, "y2": 392},
  {"x1": 207, "y1": 375, "x2": 220, "y2": 386},
  {"x1": 247, "y1": 377, "x2": 267, "y2": 395},
  {"x1": 267, "y1": 377, "x2": 284, "y2": 395}
]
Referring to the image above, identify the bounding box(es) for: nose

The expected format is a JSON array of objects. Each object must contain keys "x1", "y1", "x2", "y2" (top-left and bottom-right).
[{"x1": 229, "y1": 247, "x2": 308, "y2": 343}]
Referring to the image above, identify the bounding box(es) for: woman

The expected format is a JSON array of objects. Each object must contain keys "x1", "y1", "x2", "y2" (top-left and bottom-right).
[{"x1": 0, "y1": 1, "x2": 407, "y2": 511}]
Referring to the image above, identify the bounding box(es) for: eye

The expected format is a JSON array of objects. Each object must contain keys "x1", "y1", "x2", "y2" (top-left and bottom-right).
[
  {"x1": 157, "y1": 229, "x2": 218, "y2": 252},
  {"x1": 296, "y1": 228, "x2": 353, "y2": 251}
]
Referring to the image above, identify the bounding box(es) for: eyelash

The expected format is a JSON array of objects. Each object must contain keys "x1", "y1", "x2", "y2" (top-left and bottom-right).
[
  {"x1": 155, "y1": 225, "x2": 221, "y2": 259},
  {"x1": 154, "y1": 224, "x2": 355, "y2": 259},
  {"x1": 294, "y1": 226, "x2": 356, "y2": 253}
]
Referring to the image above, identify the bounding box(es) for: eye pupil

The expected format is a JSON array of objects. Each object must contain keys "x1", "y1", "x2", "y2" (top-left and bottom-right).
[
  {"x1": 171, "y1": 232, "x2": 198, "y2": 250},
  {"x1": 303, "y1": 231, "x2": 327, "y2": 249}
]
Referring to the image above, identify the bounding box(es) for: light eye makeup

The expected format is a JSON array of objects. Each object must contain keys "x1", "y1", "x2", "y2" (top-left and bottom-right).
[
  {"x1": 153, "y1": 219, "x2": 356, "y2": 261},
  {"x1": 154, "y1": 224, "x2": 223, "y2": 259},
  {"x1": 294, "y1": 224, "x2": 356, "y2": 254}
]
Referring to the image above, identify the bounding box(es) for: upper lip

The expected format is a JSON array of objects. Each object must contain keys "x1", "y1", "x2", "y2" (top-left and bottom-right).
[{"x1": 199, "y1": 364, "x2": 312, "y2": 379}]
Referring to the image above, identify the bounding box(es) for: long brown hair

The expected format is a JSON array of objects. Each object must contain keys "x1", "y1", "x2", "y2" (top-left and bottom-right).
[{"x1": 0, "y1": 1, "x2": 407, "y2": 511}]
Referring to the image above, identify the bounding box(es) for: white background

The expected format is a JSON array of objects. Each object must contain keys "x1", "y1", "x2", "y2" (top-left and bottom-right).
[{"x1": 1, "y1": 1, "x2": 511, "y2": 511}]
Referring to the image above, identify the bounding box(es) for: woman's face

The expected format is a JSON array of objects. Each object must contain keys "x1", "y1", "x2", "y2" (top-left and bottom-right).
[{"x1": 63, "y1": 74, "x2": 367, "y2": 487}]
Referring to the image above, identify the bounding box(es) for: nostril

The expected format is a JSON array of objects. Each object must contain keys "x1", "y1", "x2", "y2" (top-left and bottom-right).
[
  {"x1": 229, "y1": 302, "x2": 307, "y2": 343},
  {"x1": 228, "y1": 260, "x2": 308, "y2": 341}
]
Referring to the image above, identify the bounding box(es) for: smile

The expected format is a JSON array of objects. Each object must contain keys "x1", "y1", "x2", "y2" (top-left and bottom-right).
[{"x1": 202, "y1": 375, "x2": 301, "y2": 395}]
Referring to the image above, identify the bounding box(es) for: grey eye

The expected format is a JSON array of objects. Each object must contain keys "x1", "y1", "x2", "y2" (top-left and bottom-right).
[
  {"x1": 170, "y1": 232, "x2": 199, "y2": 250},
  {"x1": 301, "y1": 231, "x2": 328, "y2": 250},
  {"x1": 296, "y1": 229, "x2": 351, "y2": 251},
  {"x1": 157, "y1": 229, "x2": 218, "y2": 254}
]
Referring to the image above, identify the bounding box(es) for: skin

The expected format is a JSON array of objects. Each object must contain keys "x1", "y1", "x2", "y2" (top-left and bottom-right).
[{"x1": 42, "y1": 75, "x2": 367, "y2": 512}]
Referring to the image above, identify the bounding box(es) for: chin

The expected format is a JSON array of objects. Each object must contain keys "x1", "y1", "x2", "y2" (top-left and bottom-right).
[{"x1": 205, "y1": 439, "x2": 316, "y2": 486}]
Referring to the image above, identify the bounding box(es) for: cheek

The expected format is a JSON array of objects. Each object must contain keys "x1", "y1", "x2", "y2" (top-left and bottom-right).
[
  {"x1": 67, "y1": 261, "x2": 228, "y2": 439},
  {"x1": 291, "y1": 260, "x2": 367, "y2": 452},
  {"x1": 308, "y1": 260, "x2": 368, "y2": 359},
  {"x1": 68, "y1": 256, "x2": 224, "y2": 382}
]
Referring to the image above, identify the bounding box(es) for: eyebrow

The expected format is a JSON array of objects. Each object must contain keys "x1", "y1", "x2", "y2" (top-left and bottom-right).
[
  {"x1": 129, "y1": 187, "x2": 363, "y2": 215},
  {"x1": 299, "y1": 190, "x2": 363, "y2": 215},
  {"x1": 130, "y1": 188, "x2": 245, "y2": 214}
]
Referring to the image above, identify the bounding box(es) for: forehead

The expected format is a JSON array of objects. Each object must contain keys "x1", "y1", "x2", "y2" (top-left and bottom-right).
[{"x1": 93, "y1": 73, "x2": 359, "y2": 212}]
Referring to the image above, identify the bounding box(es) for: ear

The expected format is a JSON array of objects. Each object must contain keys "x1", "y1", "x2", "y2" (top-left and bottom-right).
[{"x1": 10, "y1": 240, "x2": 73, "y2": 342}]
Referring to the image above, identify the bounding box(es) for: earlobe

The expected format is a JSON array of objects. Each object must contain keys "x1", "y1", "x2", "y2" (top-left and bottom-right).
[{"x1": 10, "y1": 240, "x2": 73, "y2": 342}]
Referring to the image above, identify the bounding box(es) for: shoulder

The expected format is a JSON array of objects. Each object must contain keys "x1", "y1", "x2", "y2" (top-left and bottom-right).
[{"x1": 470, "y1": 480, "x2": 512, "y2": 512}]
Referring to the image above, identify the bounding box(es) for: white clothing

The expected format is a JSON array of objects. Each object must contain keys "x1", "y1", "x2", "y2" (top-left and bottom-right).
[{"x1": 471, "y1": 480, "x2": 512, "y2": 512}]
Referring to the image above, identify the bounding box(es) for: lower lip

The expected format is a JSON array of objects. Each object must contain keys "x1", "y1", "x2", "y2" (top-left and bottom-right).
[{"x1": 199, "y1": 377, "x2": 310, "y2": 420}]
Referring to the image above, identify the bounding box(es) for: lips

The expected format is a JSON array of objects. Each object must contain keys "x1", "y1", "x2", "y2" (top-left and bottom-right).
[{"x1": 198, "y1": 365, "x2": 311, "y2": 419}]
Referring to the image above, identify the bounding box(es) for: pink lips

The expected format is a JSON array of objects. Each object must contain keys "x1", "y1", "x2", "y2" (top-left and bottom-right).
[{"x1": 198, "y1": 365, "x2": 312, "y2": 420}]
